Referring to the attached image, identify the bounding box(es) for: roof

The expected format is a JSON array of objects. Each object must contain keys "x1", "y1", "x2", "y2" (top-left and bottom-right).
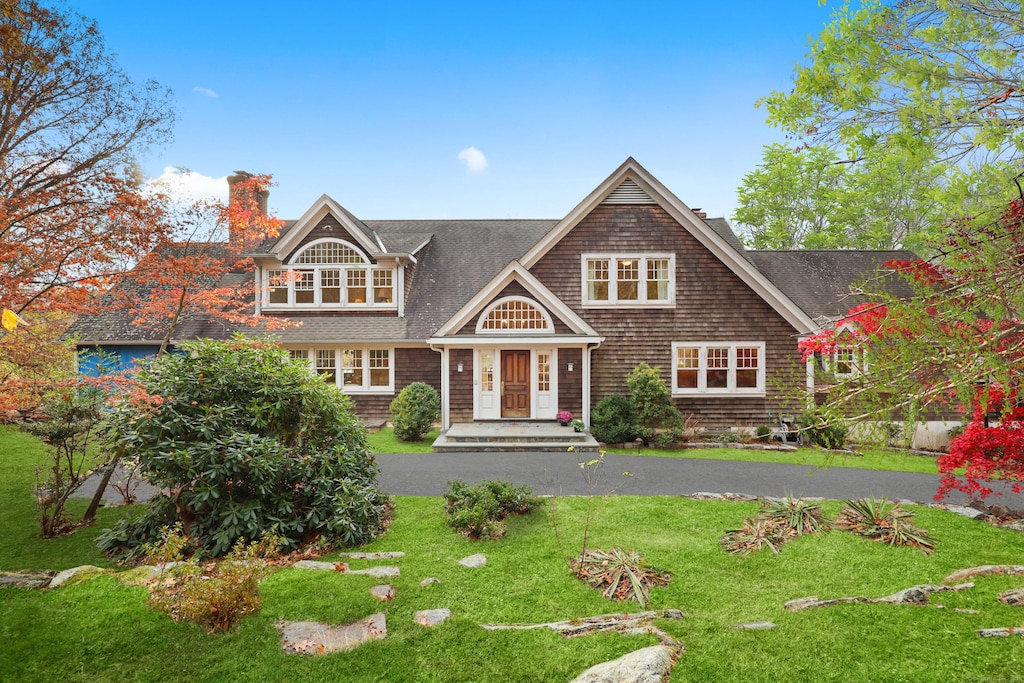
[{"x1": 746, "y1": 250, "x2": 917, "y2": 324}]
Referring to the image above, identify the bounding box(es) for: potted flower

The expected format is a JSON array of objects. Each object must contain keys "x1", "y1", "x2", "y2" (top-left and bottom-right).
[
  {"x1": 556, "y1": 410, "x2": 573, "y2": 426},
  {"x1": 569, "y1": 418, "x2": 585, "y2": 432}
]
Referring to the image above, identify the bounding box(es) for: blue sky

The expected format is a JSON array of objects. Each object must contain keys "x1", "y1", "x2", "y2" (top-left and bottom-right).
[{"x1": 74, "y1": 1, "x2": 836, "y2": 222}]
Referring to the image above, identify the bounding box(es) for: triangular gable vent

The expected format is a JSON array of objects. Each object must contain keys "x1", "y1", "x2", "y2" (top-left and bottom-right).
[{"x1": 601, "y1": 178, "x2": 656, "y2": 205}]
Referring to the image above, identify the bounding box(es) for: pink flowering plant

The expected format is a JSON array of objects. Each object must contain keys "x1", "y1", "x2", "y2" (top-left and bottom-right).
[{"x1": 556, "y1": 411, "x2": 573, "y2": 425}]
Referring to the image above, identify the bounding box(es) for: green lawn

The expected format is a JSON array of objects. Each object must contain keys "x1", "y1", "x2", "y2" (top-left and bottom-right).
[{"x1": 2, "y1": 425, "x2": 1022, "y2": 682}]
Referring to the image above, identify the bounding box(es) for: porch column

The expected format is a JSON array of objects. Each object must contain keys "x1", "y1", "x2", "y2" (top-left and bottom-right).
[
  {"x1": 583, "y1": 344, "x2": 593, "y2": 427},
  {"x1": 438, "y1": 346, "x2": 451, "y2": 431}
]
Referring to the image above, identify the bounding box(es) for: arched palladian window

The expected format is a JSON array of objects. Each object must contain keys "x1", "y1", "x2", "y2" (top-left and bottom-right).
[
  {"x1": 290, "y1": 239, "x2": 368, "y2": 265},
  {"x1": 476, "y1": 296, "x2": 553, "y2": 333}
]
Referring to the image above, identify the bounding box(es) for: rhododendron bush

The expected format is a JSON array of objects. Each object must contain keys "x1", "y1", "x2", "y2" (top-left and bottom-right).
[{"x1": 800, "y1": 198, "x2": 1024, "y2": 499}]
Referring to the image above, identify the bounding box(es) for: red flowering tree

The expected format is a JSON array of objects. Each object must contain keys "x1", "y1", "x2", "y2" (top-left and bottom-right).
[{"x1": 800, "y1": 199, "x2": 1024, "y2": 499}]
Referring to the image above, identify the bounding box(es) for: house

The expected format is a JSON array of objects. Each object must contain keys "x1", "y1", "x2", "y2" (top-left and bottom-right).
[{"x1": 72, "y1": 158, "x2": 912, "y2": 434}]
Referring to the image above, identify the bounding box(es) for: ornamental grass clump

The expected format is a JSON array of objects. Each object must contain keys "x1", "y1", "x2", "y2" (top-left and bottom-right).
[
  {"x1": 720, "y1": 495, "x2": 829, "y2": 555},
  {"x1": 570, "y1": 547, "x2": 671, "y2": 608},
  {"x1": 835, "y1": 497, "x2": 936, "y2": 554}
]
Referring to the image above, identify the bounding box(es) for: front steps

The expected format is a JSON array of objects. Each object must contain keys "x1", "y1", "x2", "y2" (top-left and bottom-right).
[{"x1": 432, "y1": 421, "x2": 601, "y2": 453}]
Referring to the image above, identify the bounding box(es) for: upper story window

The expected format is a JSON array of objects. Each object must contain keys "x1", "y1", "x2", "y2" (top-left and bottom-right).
[
  {"x1": 582, "y1": 254, "x2": 675, "y2": 307},
  {"x1": 476, "y1": 296, "x2": 553, "y2": 333},
  {"x1": 672, "y1": 342, "x2": 765, "y2": 395},
  {"x1": 263, "y1": 238, "x2": 397, "y2": 310}
]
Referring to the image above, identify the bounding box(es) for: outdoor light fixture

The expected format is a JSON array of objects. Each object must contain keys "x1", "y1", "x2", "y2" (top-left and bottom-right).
[
  {"x1": 457, "y1": 362, "x2": 464, "y2": 372},
  {"x1": 567, "y1": 362, "x2": 574, "y2": 372}
]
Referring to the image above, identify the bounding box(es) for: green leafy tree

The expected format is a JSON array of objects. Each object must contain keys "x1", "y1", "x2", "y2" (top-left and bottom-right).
[
  {"x1": 762, "y1": 0, "x2": 1024, "y2": 496},
  {"x1": 98, "y1": 336, "x2": 390, "y2": 559}
]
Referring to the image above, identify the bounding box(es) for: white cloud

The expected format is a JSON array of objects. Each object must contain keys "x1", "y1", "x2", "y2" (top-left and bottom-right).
[
  {"x1": 457, "y1": 146, "x2": 488, "y2": 173},
  {"x1": 144, "y1": 166, "x2": 226, "y2": 204},
  {"x1": 193, "y1": 86, "x2": 219, "y2": 98}
]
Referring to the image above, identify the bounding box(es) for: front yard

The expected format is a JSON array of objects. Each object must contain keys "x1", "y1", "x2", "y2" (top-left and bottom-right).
[{"x1": 2, "y1": 426, "x2": 1022, "y2": 681}]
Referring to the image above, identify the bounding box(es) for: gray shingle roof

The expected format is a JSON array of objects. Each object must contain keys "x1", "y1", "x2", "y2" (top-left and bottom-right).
[{"x1": 746, "y1": 250, "x2": 917, "y2": 323}]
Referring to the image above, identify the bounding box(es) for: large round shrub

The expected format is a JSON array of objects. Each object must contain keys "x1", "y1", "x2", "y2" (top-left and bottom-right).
[
  {"x1": 390, "y1": 381, "x2": 440, "y2": 441},
  {"x1": 590, "y1": 394, "x2": 640, "y2": 445},
  {"x1": 98, "y1": 337, "x2": 390, "y2": 560}
]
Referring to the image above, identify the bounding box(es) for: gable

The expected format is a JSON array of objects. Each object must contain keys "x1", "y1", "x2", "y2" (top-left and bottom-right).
[
  {"x1": 454, "y1": 281, "x2": 575, "y2": 335},
  {"x1": 519, "y1": 158, "x2": 818, "y2": 334}
]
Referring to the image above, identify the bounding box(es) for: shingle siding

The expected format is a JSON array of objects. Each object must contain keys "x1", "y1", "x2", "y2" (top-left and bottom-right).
[{"x1": 531, "y1": 205, "x2": 804, "y2": 428}]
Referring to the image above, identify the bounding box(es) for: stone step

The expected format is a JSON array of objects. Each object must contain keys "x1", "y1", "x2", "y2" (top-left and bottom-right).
[
  {"x1": 441, "y1": 432, "x2": 594, "y2": 444},
  {"x1": 432, "y1": 438, "x2": 601, "y2": 453}
]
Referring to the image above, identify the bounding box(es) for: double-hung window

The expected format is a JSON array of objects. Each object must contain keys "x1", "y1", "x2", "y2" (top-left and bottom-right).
[
  {"x1": 582, "y1": 254, "x2": 674, "y2": 306},
  {"x1": 288, "y1": 347, "x2": 394, "y2": 392},
  {"x1": 672, "y1": 342, "x2": 765, "y2": 395}
]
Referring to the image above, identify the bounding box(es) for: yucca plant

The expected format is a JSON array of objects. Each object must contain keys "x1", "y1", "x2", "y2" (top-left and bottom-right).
[
  {"x1": 835, "y1": 497, "x2": 936, "y2": 554},
  {"x1": 570, "y1": 547, "x2": 671, "y2": 608},
  {"x1": 759, "y1": 494, "x2": 831, "y2": 536},
  {"x1": 719, "y1": 518, "x2": 791, "y2": 555}
]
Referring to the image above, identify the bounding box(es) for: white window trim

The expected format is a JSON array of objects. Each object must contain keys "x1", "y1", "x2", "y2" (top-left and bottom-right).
[
  {"x1": 263, "y1": 264, "x2": 398, "y2": 311},
  {"x1": 671, "y1": 342, "x2": 766, "y2": 396},
  {"x1": 580, "y1": 253, "x2": 675, "y2": 308},
  {"x1": 288, "y1": 346, "x2": 395, "y2": 394},
  {"x1": 829, "y1": 346, "x2": 868, "y2": 378},
  {"x1": 475, "y1": 296, "x2": 555, "y2": 334}
]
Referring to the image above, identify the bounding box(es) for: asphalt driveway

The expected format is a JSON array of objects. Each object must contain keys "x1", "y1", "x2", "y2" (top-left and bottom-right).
[
  {"x1": 78, "y1": 451, "x2": 1024, "y2": 509},
  {"x1": 374, "y1": 451, "x2": 1024, "y2": 508}
]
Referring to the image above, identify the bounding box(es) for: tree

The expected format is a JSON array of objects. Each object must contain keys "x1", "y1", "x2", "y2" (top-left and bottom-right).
[
  {"x1": 114, "y1": 172, "x2": 287, "y2": 354},
  {"x1": 0, "y1": 0, "x2": 173, "y2": 399},
  {"x1": 97, "y1": 336, "x2": 391, "y2": 560},
  {"x1": 734, "y1": 143, "x2": 948, "y2": 251},
  {"x1": 763, "y1": 0, "x2": 1024, "y2": 497}
]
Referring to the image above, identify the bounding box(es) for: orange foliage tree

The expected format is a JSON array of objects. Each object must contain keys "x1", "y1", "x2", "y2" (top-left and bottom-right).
[{"x1": 0, "y1": 0, "x2": 174, "y2": 412}]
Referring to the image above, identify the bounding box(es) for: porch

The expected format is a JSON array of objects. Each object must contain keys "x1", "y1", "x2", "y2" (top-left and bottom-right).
[{"x1": 432, "y1": 421, "x2": 601, "y2": 453}]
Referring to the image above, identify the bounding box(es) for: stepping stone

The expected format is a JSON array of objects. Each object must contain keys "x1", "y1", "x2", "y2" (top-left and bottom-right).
[
  {"x1": 458, "y1": 553, "x2": 486, "y2": 568},
  {"x1": 569, "y1": 644, "x2": 675, "y2": 683},
  {"x1": 290, "y1": 560, "x2": 400, "y2": 577},
  {"x1": 955, "y1": 608, "x2": 981, "y2": 614},
  {"x1": 48, "y1": 565, "x2": 108, "y2": 589},
  {"x1": 277, "y1": 613, "x2": 386, "y2": 655},
  {"x1": 337, "y1": 552, "x2": 405, "y2": 560},
  {"x1": 736, "y1": 621, "x2": 777, "y2": 630},
  {"x1": 420, "y1": 577, "x2": 441, "y2": 587},
  {"x1": 414, "y1": 608, "x2": 451, "y2": 627},
  {"x1": 370, "y1": 584, "x2": 395, "y2": 601}
]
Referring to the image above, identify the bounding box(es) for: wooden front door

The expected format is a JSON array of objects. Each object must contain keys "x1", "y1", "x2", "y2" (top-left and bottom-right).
[{"x1": 501, "y1": 350, "x2": 531, "y2": 418}]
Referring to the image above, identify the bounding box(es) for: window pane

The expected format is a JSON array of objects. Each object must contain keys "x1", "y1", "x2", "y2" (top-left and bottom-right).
[
  {"x1": 347, "y1": 269, "x2": 367, "y2": 304},
  {"x1": 676, "y1": 347, "x2": 699, "y2": 389},
  {"x1": 315, "y1": 349, "x2": 336, "y2": 384},
  {"x1": 369, "y1": 349, "x2": 390, "y2": 387},
  {"x1": 647, "y1": 259, "x2": 670, "y2": 301},
  {"x1": 707, "y1": 347, "x2": 729, "y2": 388},
  {"x1": 295, "y1": 241, "x2": 366, "y2": 264},
  {"x1": 481, "y1": 299, "x2": 549, "y2": 330},
  {"x1": 736, "y1": 346, "x2": 759, "y2": 388},
  {"x1": 836, "y1": 348, "x2": 854, "y2": 375},
  {"x1": 587, "y1": 259, "x2": 609, "y2": 301},
  {"x1": 480, "y1": 352, "x2": 494, "y2": 392},
  {"x1": 538, "y1": 353, "x2": 550, "y2": 392},
  {"x1": 295, "y1": 270, "x2": 314, "y2": 303},
  {"x1": 342, "y1": 349, "x2": 364, "y2": 387},
  {"x1": 321, "y1": 269, "x2": 341, "y2": 304},
  {"x1": 268, "y1": 270, "x2": 288, "y2": 304},
  {"x1": 373, "y1": 269, "x2": 393, "y2": 304},
  {"x1": 617, "y1": 259, "x2": 639, "y2": 301}
]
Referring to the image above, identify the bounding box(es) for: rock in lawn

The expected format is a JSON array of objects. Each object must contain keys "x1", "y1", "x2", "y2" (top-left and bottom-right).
[
  {"x1": 48, "y1": 565, "x2": 109, "y2": 589},
  {"x1": 415, "y1": 608, "x2": 451, "y2": 627},
  {"x1": 736, "y1": 621, "x2": 777, "y2": 630},
  {"x1": 569, "y1": 645, "x2": 676, "y2": 683},
  {"x1": 0, "y1": 570, "x2": 55, "y2": 589},
  {"x1": 999, "y1": 588, "x2": 1024, "y2": 607},
  {"x1": 458, "y1": 553, "x2": 486, "y2": 568},
  {"x1": 277, "y1": 614, "x2": 386, "y2": 654},
  {"x1": 420, "y1": 577, "x2": 441, "y2": 587},
  {"x1": 370, "y1": 584, "x2": 395, "y2": 601}
]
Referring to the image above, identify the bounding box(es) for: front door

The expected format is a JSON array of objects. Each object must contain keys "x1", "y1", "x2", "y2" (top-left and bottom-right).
[{"x1": 501, "y1": 350, "x2": 530, "y2": 418}]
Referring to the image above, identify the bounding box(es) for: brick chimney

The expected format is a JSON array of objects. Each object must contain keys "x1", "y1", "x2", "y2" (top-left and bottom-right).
[
  {"x1": 691, "y1": 207, "x2": 708, "y2": 219},
  {"x1": 226, "y1": 171, "x2": 269, "y2": 245}
]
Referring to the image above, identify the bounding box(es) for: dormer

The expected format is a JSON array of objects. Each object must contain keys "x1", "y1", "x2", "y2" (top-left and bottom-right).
[{"x1": 249, "y1": 195, "x2": 418, "y2": 317}]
